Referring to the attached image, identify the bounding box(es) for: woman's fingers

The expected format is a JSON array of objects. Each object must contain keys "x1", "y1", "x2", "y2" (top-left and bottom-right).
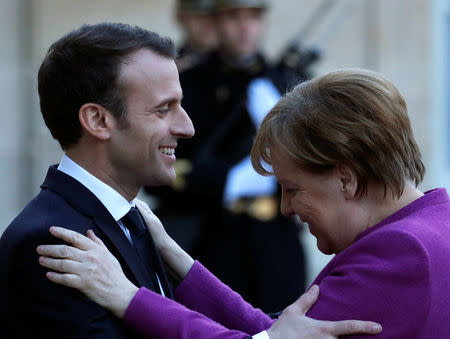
[
  {"x1": 48, "y1": 226, "x2": 93, "y2": 251},
  {"x1": 86, "y1": 229, "x2": 106, "y2": 248},
  {"x1": 291, "y1": 285, "x2": 320, "y2": 315},
  {"x1": 36, "y1": 243, "x2": 84, "y2": 261},
  {"x1": 323, "y1": 319, "x2": 382, "y2": 336},
  {"x1": 135, "y1": 200, "x2": 160, "y2": 227},
  {"x1": 38, "y1": 255, "x2": 82, "y2": 274},
  {"x1": 46, "y1": 271, "x2": 82, "y2": 289},
  {"x1": 136, "y1": 202, "x2": 168, "y2": 247},
  {"x1": 135, "y1": 199, "x2": 151, "y2": 213}
]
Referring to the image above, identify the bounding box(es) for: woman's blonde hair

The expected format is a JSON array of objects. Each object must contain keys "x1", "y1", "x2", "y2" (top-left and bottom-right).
[{"x1": 251, "y1": 69, "x2": 425, "y2": 198}]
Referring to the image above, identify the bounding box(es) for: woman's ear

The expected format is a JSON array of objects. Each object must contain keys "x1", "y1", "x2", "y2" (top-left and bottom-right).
[
  {"x1": 336, "y1": 164, "x2": 358, "y2": 200},
  {"x1": 78, "y1": 103, "x2": 114, "y2": 141}
]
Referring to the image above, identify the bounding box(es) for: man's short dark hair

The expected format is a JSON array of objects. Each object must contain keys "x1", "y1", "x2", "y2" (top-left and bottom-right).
[{"x1": 38, "y1": 22, "x2": 176, "y2": 149}]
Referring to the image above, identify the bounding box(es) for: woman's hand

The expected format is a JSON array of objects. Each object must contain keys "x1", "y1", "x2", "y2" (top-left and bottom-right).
[
  {"x1": 36, "y1": 226, "x2": 138, "y2": 319},
  {"x1": 135, "y1": 200, "x2": 194, "y2": 281},
  {"x1": 134, "y1": 199, "x2": 171, "y2": 250}
]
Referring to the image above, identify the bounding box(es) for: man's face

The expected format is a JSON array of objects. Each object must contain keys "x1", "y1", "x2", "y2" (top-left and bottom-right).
[
  {"x1": 178, "y1": 12, "x2": 218, "y2": 52},
  {"x1": 216, "y1": 7, "x2": 265, "y2": 60},
  {"x1": 108, "y1": 49, "x2": 194, "y2": 194}
]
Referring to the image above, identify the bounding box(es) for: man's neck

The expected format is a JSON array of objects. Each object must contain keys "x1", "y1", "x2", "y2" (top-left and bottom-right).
[{"x1": 65, "y1": 150, "x2": 138, "y2": 202}]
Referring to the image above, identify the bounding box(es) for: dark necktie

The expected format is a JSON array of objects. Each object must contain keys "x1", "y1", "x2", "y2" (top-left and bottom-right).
[{"x1": 121, "y1": 207, "x2": 165, "y2": 295}]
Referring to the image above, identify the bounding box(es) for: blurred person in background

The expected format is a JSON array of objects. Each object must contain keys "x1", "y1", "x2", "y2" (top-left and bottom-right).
[
  {"x1": 174, "y1": 0, "x2": 219, "y2": 72},
  {"x1": 146, "y1": 0, "x2": 307, "y2": 313}
]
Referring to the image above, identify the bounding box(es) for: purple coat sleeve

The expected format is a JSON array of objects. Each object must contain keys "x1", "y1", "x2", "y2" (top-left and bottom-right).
[
  {"x1": 306, "y1": 229, "x2": 431, "y2": 339},
  {"x1": 174, "y1": 261, "x2": 274, "y2": 333},
  {"x1": 123, "y1": 261, "x2": 273, "y2": 338}
]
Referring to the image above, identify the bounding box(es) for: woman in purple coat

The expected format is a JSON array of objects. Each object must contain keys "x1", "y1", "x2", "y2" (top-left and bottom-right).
[{"x1": 37, "y1": 69, "x2": 450, "y2": 338}]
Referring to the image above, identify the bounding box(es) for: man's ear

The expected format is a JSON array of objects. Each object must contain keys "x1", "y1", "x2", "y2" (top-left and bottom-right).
[
  {"x1": 336, "y1": 164, "x2": 358, "y2": 200},
  {"x1": 78, "y1": 103, "x2": 114, "y2": 141}
]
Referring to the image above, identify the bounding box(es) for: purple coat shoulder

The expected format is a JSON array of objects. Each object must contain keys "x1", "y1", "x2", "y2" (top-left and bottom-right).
[
  {"x1": 123, "y1": 261, "x2": 273, "y2": 338},
  {"x1": 307, "y1": 188, "x2": 450, "y2": 338}
]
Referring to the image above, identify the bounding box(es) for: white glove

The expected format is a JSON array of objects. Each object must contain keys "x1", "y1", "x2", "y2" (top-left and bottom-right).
[
  {"x1": 223, "y1": 155, "x2": 277, "y2": 207},
  {"x1": 246, "y1": 77, "x2": 281, "y2": 128}
]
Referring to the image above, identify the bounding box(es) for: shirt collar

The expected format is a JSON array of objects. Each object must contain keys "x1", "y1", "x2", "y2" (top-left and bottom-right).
[{"x1": 57, "y1": 154, "x2": 134, "y2": 221}]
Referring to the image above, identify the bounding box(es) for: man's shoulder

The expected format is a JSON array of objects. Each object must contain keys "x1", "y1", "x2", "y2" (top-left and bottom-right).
[
  {"x1": 0, "y1": 187, "x2": 125, "y2": 337},
  {"x1": 1, "y1": 188, "x2": 91, "y2": 252}
]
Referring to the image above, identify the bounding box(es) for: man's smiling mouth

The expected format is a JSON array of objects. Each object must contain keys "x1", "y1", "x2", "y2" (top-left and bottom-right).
[{"x1": 159, "y1": 146, "x2": 175, "y2": 156}]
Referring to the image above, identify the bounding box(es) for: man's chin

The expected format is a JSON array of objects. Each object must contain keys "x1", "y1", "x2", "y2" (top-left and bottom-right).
[
  {"x1": 143, "y1": 172, "x2": 176, "y2": 188},
  {"x1": 156, "y1": 176, "x2": 176, "y2": 187}
]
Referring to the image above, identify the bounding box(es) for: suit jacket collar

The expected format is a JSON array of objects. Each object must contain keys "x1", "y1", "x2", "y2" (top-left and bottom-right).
[
  {"x1": 57, "y1": 154, "x2": 133, "y2": 221},
  {"x1": 41, "y1": 165, "x2": 159, "y2": 290}
]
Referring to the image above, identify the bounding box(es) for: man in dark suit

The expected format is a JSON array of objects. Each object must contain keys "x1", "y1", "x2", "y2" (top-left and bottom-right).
[{"x1": 0, "y1": 23, "x2": 194, "y2": 338}]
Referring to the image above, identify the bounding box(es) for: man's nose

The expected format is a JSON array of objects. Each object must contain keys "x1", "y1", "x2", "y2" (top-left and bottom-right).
[{"x1": 172, "y1": 106, "x2": 195, "y2": 139}]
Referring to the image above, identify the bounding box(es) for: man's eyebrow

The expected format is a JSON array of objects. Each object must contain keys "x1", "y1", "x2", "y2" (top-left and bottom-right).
[{"x1": 153, "y1": 96, "x2": 182, "y2": 109}]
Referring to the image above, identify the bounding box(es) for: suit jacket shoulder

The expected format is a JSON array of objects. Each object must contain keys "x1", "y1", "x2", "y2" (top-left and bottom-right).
[{"x1": 0, "y1": 166, "x2": 147, "y2": 338}]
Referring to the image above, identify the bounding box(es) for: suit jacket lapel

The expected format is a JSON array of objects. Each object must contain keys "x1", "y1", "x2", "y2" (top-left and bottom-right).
[
  {"x1": 91, "y1": 209, "x2": 158, "y2": 290},
  {"x1": 41, "y1": 165, "x2": 157, "y2": 290},
  {"x1": 150, "y1": 237, "x2": 175, "y2": 299}
]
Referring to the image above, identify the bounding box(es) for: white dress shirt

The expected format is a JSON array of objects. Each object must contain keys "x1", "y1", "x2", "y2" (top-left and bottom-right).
[{"x1": 57, "y1": 154, "x2": 165, "y2": 296}]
